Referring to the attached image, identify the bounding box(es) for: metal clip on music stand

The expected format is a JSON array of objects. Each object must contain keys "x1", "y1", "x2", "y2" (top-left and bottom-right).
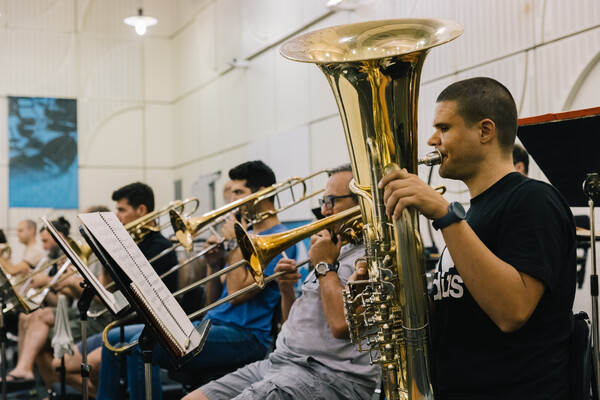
[{"x1": 518, "y1": 106, "x2": 600, "y2": 398}]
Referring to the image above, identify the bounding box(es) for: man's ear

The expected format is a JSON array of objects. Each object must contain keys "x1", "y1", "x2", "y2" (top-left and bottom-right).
[
  {"x1": 136, "y1": 204, "x2": 148, "y2": 216},
  {"x1": 479, "y1": 119, "x2": 496, "y2": 144}
]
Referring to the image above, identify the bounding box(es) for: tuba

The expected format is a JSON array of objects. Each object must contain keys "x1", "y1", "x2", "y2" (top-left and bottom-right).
[{"x1": 281, "y1": 19, "x2": 462, "y2": 400}]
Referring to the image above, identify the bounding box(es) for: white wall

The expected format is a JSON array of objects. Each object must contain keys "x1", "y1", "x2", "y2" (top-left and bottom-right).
[{"x1": 0, "y1": 0, "x2": 599, "y2": 312}]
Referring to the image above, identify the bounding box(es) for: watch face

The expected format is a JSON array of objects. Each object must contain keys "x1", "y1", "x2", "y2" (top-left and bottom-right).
[
  {"x1": 315, "y1": 263, "x2": 327, "y2": 275},
  {"x1": 451, "y1": 201, "x2": 467, "y2": 219}
]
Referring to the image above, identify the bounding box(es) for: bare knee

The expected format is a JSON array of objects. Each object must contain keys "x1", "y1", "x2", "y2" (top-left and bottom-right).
[
  {"x1": 58, "y1": 348, "x2": 82, "y2": 373},
  {"x1": 26, "y1": 308, "x2": 55, "y2": 329}
]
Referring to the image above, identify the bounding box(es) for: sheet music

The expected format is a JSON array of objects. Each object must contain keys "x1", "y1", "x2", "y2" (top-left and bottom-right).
[
  {"x1": 41, "y1": 216, "x2": 129, "y2": 317},
  {"x1": 78, "y1": 212, "x2": 202, "y2": 355}
]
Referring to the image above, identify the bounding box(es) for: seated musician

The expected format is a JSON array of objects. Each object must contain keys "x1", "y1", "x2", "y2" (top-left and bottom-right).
[
  {"x1": 183, "y1": 164, "x2": 380, "y2": 400},
  {"x1": 92, "y1": 160, "x2": 296, "y2": 400},
  {"x1": 0, "y1": 220, "x2": 44, "y2": 276},
  {"x1": 47, "y1": 182, "x2": 179, "y2": 392},
  {"x1": 377, "y1": 77, "x2": 575, "y2": 399}
]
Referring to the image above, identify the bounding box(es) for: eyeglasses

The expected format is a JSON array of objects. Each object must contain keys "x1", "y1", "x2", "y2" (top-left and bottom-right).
[{"x1": 318, "y1": 194, "x2": 355, "y2": 210}]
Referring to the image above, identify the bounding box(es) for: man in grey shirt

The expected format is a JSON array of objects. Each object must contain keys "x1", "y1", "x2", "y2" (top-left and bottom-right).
[
  {"x1": 184, "y1": 164, "x2": 380, "y2": 400},
  {"x1": 0, "y1": 219, "x2": 44, "y2": 276}
]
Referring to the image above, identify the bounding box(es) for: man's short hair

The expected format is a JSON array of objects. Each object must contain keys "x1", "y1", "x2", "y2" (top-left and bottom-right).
[
  {"x1": 86, "y1": 205, "x2": 111, "y2": 213},
  {"x1": 111, "y1": 182, "x2": 155, "y2": 213},
  {"x1": 41, "y1": 216, "x2": 71, "y2": 237},
  {"x1": 327, "y1": 163, "x2": 353, "y2": 176},
  {"x1": 22, "y1": 219, "x2": 37, "y2": 231},
  {"x1": 327, "y1": 163, "x2": 358, "y2": 202},
  {"x1": 437, "y1": 77, "x2": 518, "y2": 152},
  {"x1": 228, "y1": 161, "x2": 276, "y2": 193},
  {"x1": 512, "y1": 144, "x2": 529, "y2": 175},
  {"x1": 0, "y1": 229, "x2": 6, "y2": 244}
]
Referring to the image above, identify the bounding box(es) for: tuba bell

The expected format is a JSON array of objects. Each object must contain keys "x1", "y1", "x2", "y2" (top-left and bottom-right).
[{"x1": 281, "y1": 19, "x2": 463, "y2": 400}]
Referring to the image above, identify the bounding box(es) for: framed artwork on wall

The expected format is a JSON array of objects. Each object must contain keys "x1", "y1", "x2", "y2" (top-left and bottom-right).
[{"x1": 8, "y1": 96, "x2": 78, "y2": 209}]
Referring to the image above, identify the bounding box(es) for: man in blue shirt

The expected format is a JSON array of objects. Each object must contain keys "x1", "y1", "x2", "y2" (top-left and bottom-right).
[{"x1": 95, "y1": 160, "x2": 296, "y2": 400}]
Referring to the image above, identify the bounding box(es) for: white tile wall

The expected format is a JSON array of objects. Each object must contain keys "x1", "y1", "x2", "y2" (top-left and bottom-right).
[{"x1": 0, "y1": 2, "x2": 599, "y2": 317}]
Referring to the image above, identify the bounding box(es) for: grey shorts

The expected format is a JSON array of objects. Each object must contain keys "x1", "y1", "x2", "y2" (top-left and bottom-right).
[{"x1": 200, "y1": 352, "x2": 376, "y2": 400}]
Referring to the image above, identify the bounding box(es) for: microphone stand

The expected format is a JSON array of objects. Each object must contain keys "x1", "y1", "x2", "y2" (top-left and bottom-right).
[{"x1": 584, "y1": 173, "x2": 600, "y2": 398}]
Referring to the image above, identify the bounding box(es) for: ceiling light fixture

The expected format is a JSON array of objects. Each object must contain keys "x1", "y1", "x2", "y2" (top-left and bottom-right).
[{"x1": 124, "y1": 8, "x2": 157, "y2": 36}]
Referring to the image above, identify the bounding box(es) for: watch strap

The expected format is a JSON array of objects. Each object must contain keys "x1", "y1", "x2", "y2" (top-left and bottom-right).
[
  {"x1": 432, "y1": 202, "x2": 466, "y2": 231},
  {"x1": 315, "y1": 261, "x2": 339, "y2": 277}
]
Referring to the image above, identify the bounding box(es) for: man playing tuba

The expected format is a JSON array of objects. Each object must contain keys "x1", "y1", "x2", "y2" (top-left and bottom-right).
[{"x1": 378, "y1": 77, "x2": 575, "y2": 399}]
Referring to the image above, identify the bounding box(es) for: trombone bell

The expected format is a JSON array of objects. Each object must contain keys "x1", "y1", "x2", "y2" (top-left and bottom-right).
[
  {"x1": 170, "y1": 209, "x2": 195, "y2": 252},
  {"x1": 235, "y1": 206, "x2": 363, "y2": 290}
]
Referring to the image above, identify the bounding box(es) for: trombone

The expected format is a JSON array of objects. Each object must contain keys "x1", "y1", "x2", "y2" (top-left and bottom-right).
[
  {"x1": 9, "y1": 199, "x2": 199, "y2": 304},
  {"x1": 170, "y1": 170, "x2": 329, "y2": 252},
  {"x1": 125, "y1": 198, "x2": 199, "y2": 242},
  {"x1": 102, "y1": 204, "x2": 363, "y2": 353}
]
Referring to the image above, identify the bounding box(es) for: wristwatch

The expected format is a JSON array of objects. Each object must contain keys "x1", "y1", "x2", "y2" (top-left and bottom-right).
[
  {"x1": 226, "y1": 239, "x2": 238, "y2": 251},
  {"x1": 314, "y1": 262, "x2": 338, "y2": 278},
  {"x1": 432, "y1": 201, "x2": 466, "y2": 231}
]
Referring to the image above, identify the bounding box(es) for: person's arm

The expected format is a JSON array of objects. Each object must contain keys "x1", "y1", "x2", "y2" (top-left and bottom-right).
[
  {"x1": 223, "y1": 247, "x2": 259, "y2": 305},
  {"x1": 53, "y1": 267, "x2": 85, "y2": 299},
  {"x1": 309, "y1": 230, "x2": 347, "y2": 339},
  {"x1": 0, "y1": 258, "x2": 31, "y2": 276},
  {"x1": 217, "y1": 216, "x2": 262, "y2": 305},
  {"x1": 274, "y1": 258, "x2": 301, "y2": 323},
  {"x1": 203, "y1": 236, "x2": 226, "y2": 306},
  {"x1": 438, "y1": 222, "x2": 544, "y2": 332},
  {"x1": 379, "y1": 169, "x2": 544, "y2": 333}
]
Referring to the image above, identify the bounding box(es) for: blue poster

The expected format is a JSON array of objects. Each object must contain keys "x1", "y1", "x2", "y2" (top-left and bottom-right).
[{"x1": 8, "y1": 97, "x2": 78, "y2": 209}]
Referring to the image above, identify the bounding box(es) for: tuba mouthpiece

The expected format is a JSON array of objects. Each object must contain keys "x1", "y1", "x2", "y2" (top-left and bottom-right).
[{"x1": 418, "y1": 149, "x2": 443, "y2": 166}]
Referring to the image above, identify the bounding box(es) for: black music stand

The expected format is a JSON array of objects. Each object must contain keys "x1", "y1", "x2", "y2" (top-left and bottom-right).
[
  {"x1": 0, "y1": 267, "x2": 32, "y2": 400},
  {"x1": 517, "y1": 107, "x2": 600, "y2": 207},
  {"x1": 42, "y1": 217, "x2": 131, "y2": 400},
  {"x1": 78, "y1": 212, "x2": 210, "y2": 399},
  {"x1": 517, "y1": 106, "x2": 600, "y2": 398}
]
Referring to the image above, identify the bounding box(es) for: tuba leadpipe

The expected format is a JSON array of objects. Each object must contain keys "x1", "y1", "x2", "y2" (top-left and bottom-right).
[
  {"x1": 418, "y1": 149, "x2": 443, "y2": 167},
  {"x1": 169, "y1": 170, "x2": 329, "y2": 252},
  {"x1": 281, "y1": 19, "x2": 463, "y2": 400}
]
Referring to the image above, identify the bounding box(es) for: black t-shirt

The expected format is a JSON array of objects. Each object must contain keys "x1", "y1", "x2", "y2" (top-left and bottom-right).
[
  {"x1": 430, "y1": 172, "x2": 576, "y2": 400},
  {"x1": 137, "y1": 230, "x2": 179, "y2": 292}
]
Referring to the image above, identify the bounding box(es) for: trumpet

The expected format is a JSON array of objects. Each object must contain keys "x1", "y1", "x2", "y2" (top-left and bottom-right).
[
  {"x1": 170, "y1": 170, "x2": 329, "y2": 252},
  {"x1": 103, "y1": 204, "x2": 363, "y2": 354}
]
